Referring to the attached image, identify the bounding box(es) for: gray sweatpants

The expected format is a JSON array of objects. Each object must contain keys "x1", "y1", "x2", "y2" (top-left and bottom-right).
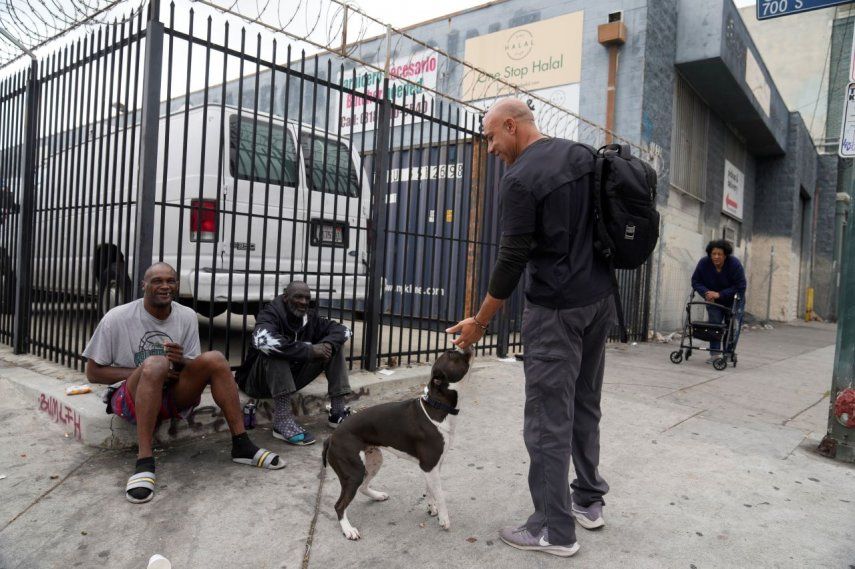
[
  {"x1": 240, "y1": 347, "x2": 352, "y2": 399},
  {"x1": 522, "y1": 295, "x2": 615, "y2": 546}
]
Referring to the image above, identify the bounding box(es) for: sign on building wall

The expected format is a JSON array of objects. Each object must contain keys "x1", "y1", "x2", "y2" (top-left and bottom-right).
[
  {"x1": 839, "y1": 82, "x2": 855, "y2": 158},
  {"x1": 723, "y1": 159, "x2": 744, "y2": 220},
  {"x1": 462, "y1": 12, "x2": 584, "y2": 101},
  {"x1": 339, "y1": 51, "x2": 439, "y2": 132}
]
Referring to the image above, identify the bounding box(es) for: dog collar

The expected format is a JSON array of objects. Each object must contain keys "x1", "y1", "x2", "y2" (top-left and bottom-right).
[{"x1": 421, "y1": 395, "x2": 459, "y2": 416}]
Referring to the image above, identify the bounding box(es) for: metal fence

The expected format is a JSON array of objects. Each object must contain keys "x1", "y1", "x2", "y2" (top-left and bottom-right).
[{"x1": 0, "y1": 1, "x2": 650, "y2": 374}]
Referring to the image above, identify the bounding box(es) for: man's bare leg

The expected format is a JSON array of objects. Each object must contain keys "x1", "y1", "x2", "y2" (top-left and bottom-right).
[
  {"x1": 124, "y1": 355, "x2": 170, "y2": 459},
  {"x1": 171, "y1": 351, "x2": 283, "y2": 469},
  {"x1": 171, "y1": 351, "x2": 244, "y2": 434}
]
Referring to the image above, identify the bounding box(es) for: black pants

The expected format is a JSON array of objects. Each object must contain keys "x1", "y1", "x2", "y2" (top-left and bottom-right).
[{"x1": 238, "y1": 347, "x2": 351, "y2": 399}]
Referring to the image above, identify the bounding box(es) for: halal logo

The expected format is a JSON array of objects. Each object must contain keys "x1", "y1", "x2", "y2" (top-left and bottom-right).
[{"x1": 505, "y1": 30, "x2": 533, "y2": 60}]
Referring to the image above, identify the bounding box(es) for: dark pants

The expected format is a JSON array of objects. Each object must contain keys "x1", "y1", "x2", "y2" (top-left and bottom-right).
[
  {"x1": 707, "y1": 297, "x2": 745, "y2": 354},
  {"x1": 522, "y1": 295, "x2": 615, "y2": 546},
  {"x1": 239, "y1": 347, "x2": 351, "y2": 399}
]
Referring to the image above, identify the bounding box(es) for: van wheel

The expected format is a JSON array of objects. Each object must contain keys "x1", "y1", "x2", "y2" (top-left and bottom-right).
[
  {"x1": 98, "y1": 263, "x2": 132, "y2": 316},
  {"x1": 0, "y1": 267, "x2": 15, "y2": 315},
  {"x1": 195, "y1": 301, "x2": 228, "y2": 318}
]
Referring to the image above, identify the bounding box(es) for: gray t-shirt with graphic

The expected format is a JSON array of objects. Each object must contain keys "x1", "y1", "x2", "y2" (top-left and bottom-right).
[{"x1": 83, "y1": 299, "x2": 201, "y2": 368}]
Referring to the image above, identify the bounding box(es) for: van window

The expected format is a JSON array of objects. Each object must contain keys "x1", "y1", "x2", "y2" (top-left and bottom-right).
[
  {"x1": 300, "y1": 134, "x2": 360, "y2": 197},
  {"x1": 229, "y1": 115, "x2": 298, "y2": 187}
]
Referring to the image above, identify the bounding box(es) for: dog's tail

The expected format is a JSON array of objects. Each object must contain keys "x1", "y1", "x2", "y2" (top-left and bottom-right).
[{"x1": 322, "y1": 437, "x2": 331, "y2": 468}]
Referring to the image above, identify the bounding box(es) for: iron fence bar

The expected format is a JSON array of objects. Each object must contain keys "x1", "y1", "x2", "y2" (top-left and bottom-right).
[
  {"x1": 78, "y1": 34, "x2": 97, "y2": 368},
  {"x1": 380, "y1": 86, "x2": 400, "y2": 363},
  {"x1": 415, "y1": 98, "x2": 435, "y2": 363},
  {"x1": 132, "y1": 0, "x2": 164, "y2": 295},
  {"x1": 192, "y1": 15, "x2": 213, "y2": 323},
  {"x1": 237, "y1": 31, "x2": 263, "y2": 361},
  {"x1": 401, "y1": 92, "x2": 419, "y2": 365},
  {"x1": 255, "y1": 36, "x2": 277, "y2": 319},
  {"x1": 272, "y1": 42, "x2": 292, "y2": 307},
  {"x1": 175, "y1": 8, "x2": 196, "y2": 304},
  {"x1": 48, "y1": 48, "x2": 72, "y2": 363},
  {"x1": 207, "y1": 19, "x2": 229, "y2": 353},
  {"x1": 67, "y1": 38, "x2": 85, "y2": 369},
  {"x1": 0, "y1": 73, "x2": 22, "y2": 342},
  {"x1": 122, "y1": 13, "x2": 144, "y2": 314},
  {"x1": 12, "y1": 61, "x2": 37, "y2": 353},
  {"x1": 348, "y1": 68, "x2": 369, "y2": 370},
  {"x1": 105, "y1": 21, "x2": 122, "y2": 325},
  {"x1": 158, "y1": 3, "x2": 176, "y2": 262},
  {"x1": 362, "y1": 79, "x2": 391, "y2": 371},
  {"x1": 222, "y1": 25, "x2": 246, "y2": 362}
]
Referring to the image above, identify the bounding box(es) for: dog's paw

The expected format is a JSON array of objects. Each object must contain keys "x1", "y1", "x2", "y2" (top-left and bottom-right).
[
  {"x1": 372, "y1": 491, "x2": 389, "y2": 501},
  {"x1": 438, "y1": 516, "x2": 451, "y2": 530},
  {"x1": 427, "y1": 503, "x2": 438, "y2": 517},
  {"x1": 342, "y1": 526, "x2": 361, "y2": 540}
]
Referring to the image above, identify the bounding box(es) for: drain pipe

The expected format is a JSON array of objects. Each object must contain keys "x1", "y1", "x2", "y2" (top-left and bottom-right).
[{"x1": 598, "y1": 13, "x2": 627, "y2": 145}]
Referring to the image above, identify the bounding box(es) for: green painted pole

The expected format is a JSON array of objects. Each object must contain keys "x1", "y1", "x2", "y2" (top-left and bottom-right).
[{"x1": 820, "y1": 171, "x2": 855, "y2": 463}]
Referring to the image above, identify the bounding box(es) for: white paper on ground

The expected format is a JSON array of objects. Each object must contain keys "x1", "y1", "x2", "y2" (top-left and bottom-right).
[
  {"x1": 378, "y1": 369, "x2": 395, "y2": 376},
  {"x1": 498, "y1": 357, "x2": 517, "y2": 363}
]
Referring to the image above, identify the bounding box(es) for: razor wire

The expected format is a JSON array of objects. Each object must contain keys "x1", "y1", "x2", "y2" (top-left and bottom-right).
[
  {"x1": 186, "y1": 0, "x2": 663, "y2": 171},
  {"x1": 0, "y1": 0, "x2": 147, "y2": 68},
  {"x1": 0, "y1": 0, "x2": 664, "y2": 171}
]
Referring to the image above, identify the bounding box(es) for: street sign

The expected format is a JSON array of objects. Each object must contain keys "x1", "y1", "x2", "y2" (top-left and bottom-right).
[
  {"x1": 839, "y1": 82, "x2": 855, "y2": 158},
  {"x1": 757, "y1": 0, "x2": 853, "y2": 20}
]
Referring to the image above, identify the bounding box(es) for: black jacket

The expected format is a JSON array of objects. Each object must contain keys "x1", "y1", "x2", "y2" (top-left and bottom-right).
[{"x1": 238, "y1": 296, "x2": 351, "y2": 375}]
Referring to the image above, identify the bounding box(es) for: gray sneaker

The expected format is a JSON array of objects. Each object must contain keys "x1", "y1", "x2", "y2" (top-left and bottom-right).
[
  {"x1": 571, "y1": 500, "x2": 605, "y2": 530},
  {"x1": 499, "y1": 525, "x2": 580, "y2": 557}
]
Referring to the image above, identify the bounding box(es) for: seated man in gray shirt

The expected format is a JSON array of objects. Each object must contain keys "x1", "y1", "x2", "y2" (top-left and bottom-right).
[{"x1": 83, "y1": 262, "x2": 284, "y2": 505}]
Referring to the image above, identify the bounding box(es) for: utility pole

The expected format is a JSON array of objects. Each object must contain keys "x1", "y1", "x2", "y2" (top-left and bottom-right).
[{"x1": 819, "y1": 174, "x2": 855, "y2": 463}]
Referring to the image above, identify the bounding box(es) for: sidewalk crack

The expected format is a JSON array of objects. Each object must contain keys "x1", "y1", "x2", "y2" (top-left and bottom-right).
[
  {"x1": 782, "y1": 394, "x2": 829, "y2": 427},
  {"x1": 661, "y1": 409, "x2": 707, "y2": 433}
]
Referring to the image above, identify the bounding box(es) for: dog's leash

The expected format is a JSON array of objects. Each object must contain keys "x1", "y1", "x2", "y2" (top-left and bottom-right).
[{"x1": 301, "y1": 461, "x2": 327, "y2": 569}]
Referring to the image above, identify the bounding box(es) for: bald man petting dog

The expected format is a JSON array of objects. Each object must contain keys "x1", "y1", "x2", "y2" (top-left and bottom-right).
[{"x1": 447, "y1": 99, "x2": 616, "y2": 557}]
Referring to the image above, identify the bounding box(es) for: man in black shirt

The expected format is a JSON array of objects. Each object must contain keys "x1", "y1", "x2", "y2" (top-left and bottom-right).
[
  {"x1": 236, "y1": 281, "x2": 353, "y2": 446},
  {"x1": 447, "y1": 99, "x2": 615, "y2": 557}
]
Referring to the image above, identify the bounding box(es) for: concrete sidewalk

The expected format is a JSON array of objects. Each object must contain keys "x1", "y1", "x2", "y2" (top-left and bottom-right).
[{"x1": 1, "y1": 323, "x2": 853, "y2": 568}]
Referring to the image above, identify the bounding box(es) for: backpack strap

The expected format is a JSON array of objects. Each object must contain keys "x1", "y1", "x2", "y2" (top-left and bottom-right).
[
  {"x1": 591, "y1": 147, "x2": 628, "y2": 343},
  {"x1": 609, "y1": 262, "x2": 628, "y2": 343}
]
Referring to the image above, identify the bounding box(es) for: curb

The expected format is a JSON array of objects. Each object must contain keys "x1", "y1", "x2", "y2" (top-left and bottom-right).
[{"x1": 0, "y1": 360, "x2": 454, "y2": 450}]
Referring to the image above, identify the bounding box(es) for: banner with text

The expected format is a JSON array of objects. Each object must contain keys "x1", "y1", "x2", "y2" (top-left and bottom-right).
[{"x1": 340, "y1": 52, "x2": 438, "y2": 132}]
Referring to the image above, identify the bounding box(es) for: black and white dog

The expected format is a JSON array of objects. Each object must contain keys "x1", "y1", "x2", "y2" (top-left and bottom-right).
[{"x1": 322, "y1": 346, "x2": 474, "y2": 540}]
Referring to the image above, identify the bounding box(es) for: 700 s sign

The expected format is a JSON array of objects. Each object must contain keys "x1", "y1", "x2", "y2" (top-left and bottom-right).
[{"x1": 757, "y1": 0, "x2": 853, "y2": 20}]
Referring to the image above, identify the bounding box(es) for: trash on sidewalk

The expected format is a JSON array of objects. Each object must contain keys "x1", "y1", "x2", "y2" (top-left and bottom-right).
[
  {"x1": 498, "y1": 357, "x2": 517, "y2": 363},
  {"x1": 0, "y1": 474, "x2": 6, "y2": 481},
  {"x1": 65, "y1": 384, "x2": 91, "y2": 396},
  {"x1": 147, "y1": 554, "x2": 172, "y2": 569},
  {"x1": 378, "y1": 369, "x2": 395, "y2": 376}
]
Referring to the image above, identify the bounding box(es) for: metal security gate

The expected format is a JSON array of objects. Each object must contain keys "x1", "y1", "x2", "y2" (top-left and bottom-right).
[{"x1": 0, "y1": 1, "x2": 651, "y2": 374}]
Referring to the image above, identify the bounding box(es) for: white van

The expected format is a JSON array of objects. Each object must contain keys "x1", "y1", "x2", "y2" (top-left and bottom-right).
[{"x1": 31, "y1": 104, "x2": 370, "y2": 317}]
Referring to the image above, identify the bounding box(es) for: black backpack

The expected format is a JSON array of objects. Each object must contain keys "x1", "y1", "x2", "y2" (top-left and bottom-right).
[{"x1": 582, "y1": 143, "x2": 660, "y2": 341}]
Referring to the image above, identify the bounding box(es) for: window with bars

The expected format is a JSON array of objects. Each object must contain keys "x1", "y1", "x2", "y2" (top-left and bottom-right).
[{"x1": 670, "y1": 77, "x2": 709, "y2": 201}]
